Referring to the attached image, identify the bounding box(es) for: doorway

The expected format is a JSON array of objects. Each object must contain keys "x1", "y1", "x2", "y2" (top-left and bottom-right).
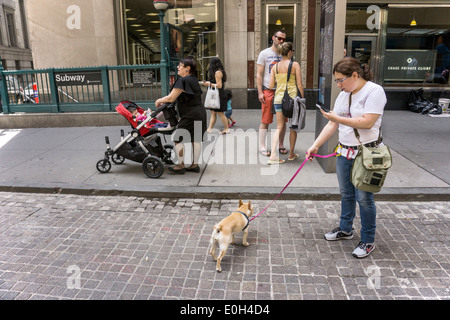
[
  {"x1": 347, "y1": 36, "x2": 377, "y2": 71},
  {"x1": 266, "y1": 4, "x2": 296, "y2": 46},
  {"x1": 262, "y1": 2, "x2": 302, "y2": 60}
]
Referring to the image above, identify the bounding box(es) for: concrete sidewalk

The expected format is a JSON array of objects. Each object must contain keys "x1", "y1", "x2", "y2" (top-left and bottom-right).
[{"x1": 0, "y1": 110, "x2": 448, "y2": 200}]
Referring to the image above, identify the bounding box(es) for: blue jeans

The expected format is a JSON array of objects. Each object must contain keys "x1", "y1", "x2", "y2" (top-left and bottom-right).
[{"x1": 336, "y1": 155, "x2": 377, "y2": 243}]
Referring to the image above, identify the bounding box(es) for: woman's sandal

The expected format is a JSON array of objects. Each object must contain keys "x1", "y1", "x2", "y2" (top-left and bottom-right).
[
  {"x1": 279, "y1": 147, "x2": 288, "y2": 155},
  {"x1": 268, "y1": 159, "x2": 285, "y2": 165},
  {"x1": 260, "y1": 150, "x2": 271, "y2": 157}
]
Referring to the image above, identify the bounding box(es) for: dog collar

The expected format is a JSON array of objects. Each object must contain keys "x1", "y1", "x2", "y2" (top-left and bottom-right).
[{"x1": 234, "y1": 210, "x2": 250, "y2": 231}]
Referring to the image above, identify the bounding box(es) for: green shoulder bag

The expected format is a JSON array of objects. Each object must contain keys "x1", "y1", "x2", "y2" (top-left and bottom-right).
[{"x1": 350, "y1": 128, "x2": 392, "y2": 193}]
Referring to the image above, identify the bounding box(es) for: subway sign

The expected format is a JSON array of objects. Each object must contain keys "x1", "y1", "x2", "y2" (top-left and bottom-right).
[{"x1": 54, "y1": 71, "x2": 102, "y2": 86}]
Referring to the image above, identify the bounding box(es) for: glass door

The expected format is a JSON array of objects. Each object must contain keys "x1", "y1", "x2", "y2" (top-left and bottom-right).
[
  {"x1": 197, "y1": 30, "x2": 217, "y2": 81},
  {"x1": 266, "y1": 4, "x2": 296, "y2": 46},
  {"x1": 347, "y1": 36, "x2": 377, "y2": 71}
]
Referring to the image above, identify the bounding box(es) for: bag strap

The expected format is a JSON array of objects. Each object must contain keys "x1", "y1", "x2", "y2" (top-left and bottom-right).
[
  {"x1": 284, "y1": 61, "x2": 303, "y2": 98},
  {"x1": 286, "y1": 61, "x2": 293, "y2": 83},
  {"x1": 349, "y1": 93, "x2": 382, "y2": 146}
]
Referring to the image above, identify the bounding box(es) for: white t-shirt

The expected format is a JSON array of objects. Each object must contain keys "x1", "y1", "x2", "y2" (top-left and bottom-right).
[
  {"x1": 257, "y1": 47, "x2": 281, "y2": 89},
  {"x1": 334, "y1": 81, "x2": 387, "y2": 147}
]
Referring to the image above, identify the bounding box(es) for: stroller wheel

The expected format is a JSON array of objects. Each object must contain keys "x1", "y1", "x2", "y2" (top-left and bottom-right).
[
  {"x1": 112, "y1": 153, "x2": 125, "y2": 164},
  {"x1": 142, "y1": 156, "x2": 164, "y2": 178},
  {"x1": 163, "y1": 144, "x2": 176, "y2": 165},
  {"x1": 96, "y1": 159, "x2": 111, "y2": 173}
]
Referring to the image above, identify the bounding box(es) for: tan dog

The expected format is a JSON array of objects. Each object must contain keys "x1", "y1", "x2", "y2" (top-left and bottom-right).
[{"x1": 209, "y1": 200, "x2": 254, "y2": 272}]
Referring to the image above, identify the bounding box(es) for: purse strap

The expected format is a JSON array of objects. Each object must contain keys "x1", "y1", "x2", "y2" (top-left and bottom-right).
[
  {"x1": 284, "y1": 60, "x2": 302, "y2": 98},
  {"x1": 286, "y1": 61, "x2": 293, "y2": 83},
  {"x1": 349, "y1": 93, "x2": 382, "y2": 146}
]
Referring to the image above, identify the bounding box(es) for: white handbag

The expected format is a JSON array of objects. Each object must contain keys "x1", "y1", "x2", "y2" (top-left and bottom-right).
[{"x1": 204, "y1": 85, "x2": 220, "y2": 109}]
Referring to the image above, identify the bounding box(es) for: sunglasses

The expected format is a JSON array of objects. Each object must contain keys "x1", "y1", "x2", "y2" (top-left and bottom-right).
[{"x1": 275, "y1": 36, "x2": 286, "y2": 41}]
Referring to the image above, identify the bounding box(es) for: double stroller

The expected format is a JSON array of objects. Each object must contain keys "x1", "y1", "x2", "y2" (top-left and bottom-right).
[{"x1": 96, "y1": 100, "x2": 178, "y2": 178}]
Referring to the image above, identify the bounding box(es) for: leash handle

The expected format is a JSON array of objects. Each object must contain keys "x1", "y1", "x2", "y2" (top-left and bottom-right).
[{"x1": 250, "y1": 152, "x2": 337, "y2": 222}]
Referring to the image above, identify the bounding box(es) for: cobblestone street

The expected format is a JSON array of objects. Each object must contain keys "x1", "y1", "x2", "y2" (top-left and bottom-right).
[{"x1": 0, "y1": 192, "x2": 448, "y2": 301}]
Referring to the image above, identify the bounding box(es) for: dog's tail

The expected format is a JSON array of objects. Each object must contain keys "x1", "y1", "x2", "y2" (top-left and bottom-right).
[
  {"x1": 209, "y1": 224, "x2": 222, "y2": 245},
  {"x1": 207, "y1": 224, "x2": 223, "y2": 255}
]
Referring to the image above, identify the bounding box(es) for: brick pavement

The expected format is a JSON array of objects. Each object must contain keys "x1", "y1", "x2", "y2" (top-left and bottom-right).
[{"x1": 0, "y1": 192, "x2": 449, "y2": 301}]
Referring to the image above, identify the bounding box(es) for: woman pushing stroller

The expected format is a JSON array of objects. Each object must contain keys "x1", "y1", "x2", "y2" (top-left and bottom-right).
[{"x1": 155, "y1": 57, "x2": 207, "y2": 174}]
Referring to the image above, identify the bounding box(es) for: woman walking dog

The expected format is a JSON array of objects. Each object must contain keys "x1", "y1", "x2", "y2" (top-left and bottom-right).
[{"x1": 306, "y1": 57, "x2": 387, "y2": 258}]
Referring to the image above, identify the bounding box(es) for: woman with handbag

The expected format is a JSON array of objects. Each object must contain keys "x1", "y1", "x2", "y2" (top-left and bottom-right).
[
  {"x1": 268, "y1": 42, "x2": 304, "y2": 164},
  {"x1": 305, "y1": 57, "x2": 387, "y2": 258},
  {"x1": 155, "y1": 57, "x2": 207, "y2": 174},
  {"x1": 203, "y1": 57, "x2": 230, "y2": 135}
]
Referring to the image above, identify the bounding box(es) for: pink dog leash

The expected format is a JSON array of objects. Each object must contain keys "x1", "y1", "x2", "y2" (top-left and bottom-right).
[{"x1": 249, "y1": 152, "x2": 337, "y2": 222}]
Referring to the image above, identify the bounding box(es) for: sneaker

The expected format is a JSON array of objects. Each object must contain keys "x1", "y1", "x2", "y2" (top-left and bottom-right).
[
  {"x1": 324, "y1": 227, "x2": 354, "y2": 241},
  {"x1": 352, "y1": 241, "x2": 375, "y2": 259}
]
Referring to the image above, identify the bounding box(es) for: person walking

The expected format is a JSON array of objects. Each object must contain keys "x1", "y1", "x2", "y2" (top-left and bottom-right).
[
  {"x1": 306, "y1": 57, "x2": 387, "y2": 258},
  {"x1": 155, "y1": 57, "x2": 207, "y2": 174},
  {"x1": 256, "y1": 30, "x2": 288, "y2": 157},
  {"x1": 224, "y1": 89, "x2": 236, "y2": 128},
  {"x1": 268, "y1": 42, "x2": 304, "y2": 164},
  {"x1": 203, "y1": 57, "x2": 230, "y2": 134}
]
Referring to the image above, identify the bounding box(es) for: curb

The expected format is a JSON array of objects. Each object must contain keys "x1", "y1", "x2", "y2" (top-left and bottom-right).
[{"x1": 0, "y1": 185, "x2": 448, "y2": 202}]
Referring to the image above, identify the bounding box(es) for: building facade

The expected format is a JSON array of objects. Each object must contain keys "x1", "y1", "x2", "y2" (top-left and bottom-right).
[
  {"x1": 21, "y1": 0, "x2": 450, "y2": 109},
  {"x1": 0, "y1": 0, "x2": 32, "y2": 70}
]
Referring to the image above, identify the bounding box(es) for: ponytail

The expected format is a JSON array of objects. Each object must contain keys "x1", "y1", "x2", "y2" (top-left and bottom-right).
[
  {"x1": 360, "y1": 63, "x2": 373, "y2": 81},
  {"x1": 276, "y1": 42, "x2": 294, "y2": 57}
]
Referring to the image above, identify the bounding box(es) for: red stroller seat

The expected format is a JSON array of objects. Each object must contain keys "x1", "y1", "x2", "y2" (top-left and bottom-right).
[{"x1": 116, "y1": 100, "x2": 166, "y2": 137}]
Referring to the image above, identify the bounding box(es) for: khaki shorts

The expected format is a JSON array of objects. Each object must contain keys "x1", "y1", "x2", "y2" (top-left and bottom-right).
[{"x1": 261, "y1": 90, "x2": 275, "y2": 125}]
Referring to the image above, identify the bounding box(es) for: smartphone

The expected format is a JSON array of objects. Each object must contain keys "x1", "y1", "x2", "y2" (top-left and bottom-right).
[{"x1": 316, "y1": 104, "x2": 330, "y2": 112}]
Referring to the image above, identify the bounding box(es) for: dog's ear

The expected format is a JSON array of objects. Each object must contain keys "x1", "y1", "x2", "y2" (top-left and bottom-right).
[
  {"x1": 239, "y1": 199, "x2": 243, "y2": 207},
  {"x1": 248, "y1": 200, "x2": 252, "y2": 209}
]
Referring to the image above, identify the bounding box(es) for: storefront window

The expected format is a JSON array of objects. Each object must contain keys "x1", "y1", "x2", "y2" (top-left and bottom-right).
[
  {"x1": 346, "y1": 6, "x2": 379, "y2": 35},
  {"x1": 345, "y1": 6, "x2": 381, "y2": 80},
  {"x1": 123, "y1": 0, "x2": 217, "y2": 79},
  {"x1": 384, "y1": 6, "x2": 450, "y2": 85}
]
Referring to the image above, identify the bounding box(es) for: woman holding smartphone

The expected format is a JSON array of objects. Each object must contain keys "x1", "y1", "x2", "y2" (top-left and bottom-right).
[{"x1": 306, "y1": 57, "x2": 387, "y2": 259}]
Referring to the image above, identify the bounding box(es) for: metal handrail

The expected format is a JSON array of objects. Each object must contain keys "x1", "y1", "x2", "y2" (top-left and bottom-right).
[{"x1": 0, "y1": 63, "x2": 172, "y2": 114}]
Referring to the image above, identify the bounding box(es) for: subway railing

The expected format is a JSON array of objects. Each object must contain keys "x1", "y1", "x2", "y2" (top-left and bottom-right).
[{"x1": 0, "y1": 63, "x2": 175, "y2": 114}]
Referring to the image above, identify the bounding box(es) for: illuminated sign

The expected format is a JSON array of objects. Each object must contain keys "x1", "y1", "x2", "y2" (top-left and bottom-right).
[{"x1": 384, "y1": 49, "x2": 436, "y2": 82}]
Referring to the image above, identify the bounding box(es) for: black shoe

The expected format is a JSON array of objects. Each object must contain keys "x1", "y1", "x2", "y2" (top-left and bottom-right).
[
  {"x1": 168, "y1": 166, "x2": 186, "y2": 174},
  {"x1": 185, "y1": 165, "x2": 200, "y2": 173},
  {"x1": 324, "y1": 227, "x2": 354, "y2": 241}
]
